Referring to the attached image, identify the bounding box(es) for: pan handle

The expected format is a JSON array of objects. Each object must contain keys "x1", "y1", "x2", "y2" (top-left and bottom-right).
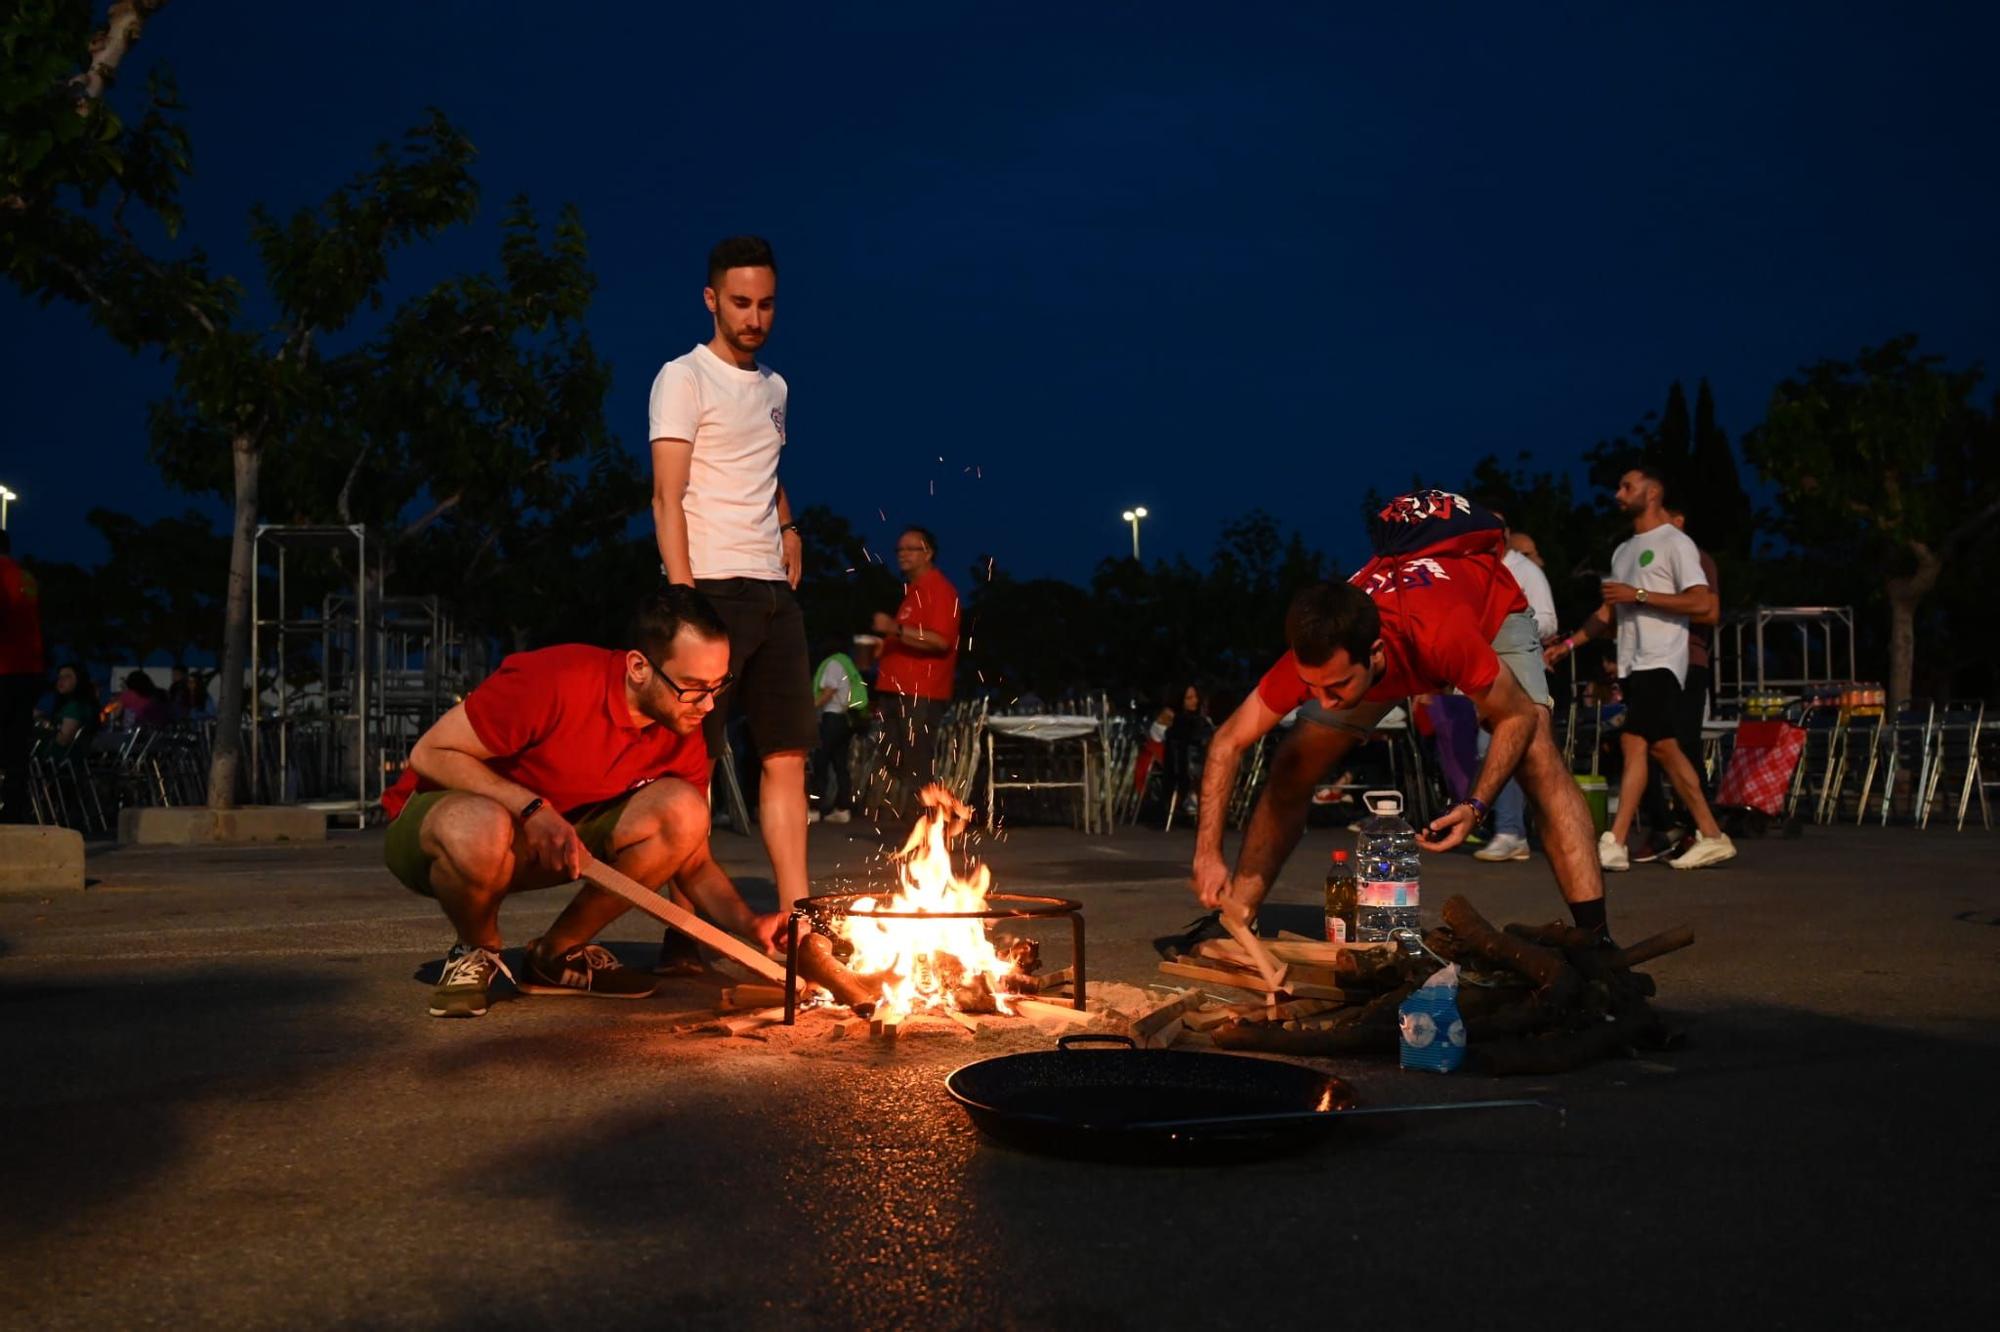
[{"x1": 1058, "y1": 1034, "x2": 1136, "y2": 1051}]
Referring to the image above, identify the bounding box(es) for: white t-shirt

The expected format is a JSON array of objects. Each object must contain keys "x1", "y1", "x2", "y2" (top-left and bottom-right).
[
  {"x1": 1503, "y1": 548, "x2": 1559, "y2": 640},
  {"x1": 648, "y1": 343, "x2": 788, "y2": 581},
  {"x1": 1610, "y1": 523, "x2": 1708, "y2": 684},
  {"x1": 815, "y1": 658, "x2": 850, "y2": 716}
]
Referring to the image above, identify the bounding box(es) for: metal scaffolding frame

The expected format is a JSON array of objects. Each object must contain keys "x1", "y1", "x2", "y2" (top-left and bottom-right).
[
  {"x1": 1715, "y1": 606, "x2": 1858, "y2": 707},
  {"x1": 249, "y1": 524, "x2": 468, "y2": 826}
]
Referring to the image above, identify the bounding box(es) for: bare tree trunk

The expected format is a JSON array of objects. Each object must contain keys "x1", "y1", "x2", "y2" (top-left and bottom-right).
[
  {"x1": 207, "y1": 435, "x2": 260, "y2": 810},
  {"x1": 1884, "y1": 546, "x2": 1942, "y2": 705}
]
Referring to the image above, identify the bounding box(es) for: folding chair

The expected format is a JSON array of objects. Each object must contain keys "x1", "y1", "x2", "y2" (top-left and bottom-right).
[
  {"x1": 1873, "y1": 700, "x2": 1937, "y2": 826},
  {"x1": 1919, "y1": 700, "x2": 1985, "y2": 831}
]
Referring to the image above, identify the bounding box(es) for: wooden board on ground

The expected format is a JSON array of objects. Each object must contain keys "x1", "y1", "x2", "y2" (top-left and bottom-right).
[
  {"x1": 1013, "y1": 996, "x2": 1095, "y2": 1026},
  {"x1": 1158, "y1": 959, "x2": 1280, "y2": 993}
]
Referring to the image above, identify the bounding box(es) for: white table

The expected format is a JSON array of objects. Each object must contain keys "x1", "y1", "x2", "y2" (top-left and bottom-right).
[{"x1": 981, "y1": 715, "x2": 1106, "y2": 834}]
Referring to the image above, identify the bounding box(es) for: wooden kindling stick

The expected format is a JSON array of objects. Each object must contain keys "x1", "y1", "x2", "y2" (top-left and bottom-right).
[{"x1": 1218, "y1": 902, "x2": 1288, "y2": 997}]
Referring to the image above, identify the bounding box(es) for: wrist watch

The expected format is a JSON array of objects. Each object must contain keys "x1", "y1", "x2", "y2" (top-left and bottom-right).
[{"x1": 1635, "y1": 588, "x2": 1650, "y2": 604}]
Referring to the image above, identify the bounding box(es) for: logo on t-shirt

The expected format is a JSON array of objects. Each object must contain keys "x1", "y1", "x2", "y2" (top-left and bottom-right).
[
  {"x1": 770, "y1": 407, "x2": 786, "y2": 441},
  {"x1": 1639, "y1": 549, "x2": 1655, "y2": 567}
]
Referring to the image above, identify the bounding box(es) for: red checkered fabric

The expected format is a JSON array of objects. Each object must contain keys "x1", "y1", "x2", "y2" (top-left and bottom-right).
[{"x1": 1716, "y1": 720, "x2": 1807, "y2": 815}]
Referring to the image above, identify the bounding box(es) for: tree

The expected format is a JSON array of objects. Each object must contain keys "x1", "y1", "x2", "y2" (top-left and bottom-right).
[
  {"x1": 1744, "y1": 336, "x2": 2000, "y2": 702},
  {"x1": 1688, "y1": 378, "x2": 1755, "y2": 560}
]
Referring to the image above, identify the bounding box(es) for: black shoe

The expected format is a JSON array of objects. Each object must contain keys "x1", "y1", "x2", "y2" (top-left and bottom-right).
[
  {"x1": 1152, "y1": 911, "x2": 1226, "y2": 960},
  {"x1": 652, "y1": 928, "x2": 708, "y2": 976}
]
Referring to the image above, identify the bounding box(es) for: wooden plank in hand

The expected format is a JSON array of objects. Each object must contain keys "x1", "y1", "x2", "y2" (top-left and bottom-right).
[{"x1": 578, "y1": 858, "x2": 787, "y2": 985}]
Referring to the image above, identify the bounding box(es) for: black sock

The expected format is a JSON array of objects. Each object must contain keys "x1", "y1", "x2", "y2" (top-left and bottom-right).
[{"x1": 1569, "y1": 897, "x2": 1607, "y2": 939}]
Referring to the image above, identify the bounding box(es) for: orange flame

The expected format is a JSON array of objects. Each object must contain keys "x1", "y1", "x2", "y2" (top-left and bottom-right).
[{"x1": 839, "y1": 785, "x2": 1020, "y2": 1020}]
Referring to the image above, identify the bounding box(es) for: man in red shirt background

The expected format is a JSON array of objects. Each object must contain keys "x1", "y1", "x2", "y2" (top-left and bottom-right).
[
  {"x1": 0, "y1": 531, "x2": 45, "y2": 824},
  {"x1": 382, "y1": 585, "x2": 786, "y2": 1018},
  {"x1": 1188, "y1": 491, "x2": 1610, "y2": 940},
  {"x1": 871, "y1": 525, "x2": 959, "y2": 821}
]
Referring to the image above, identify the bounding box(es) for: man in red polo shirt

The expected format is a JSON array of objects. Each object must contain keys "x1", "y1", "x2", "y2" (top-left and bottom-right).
[
  {"x1": 382, "y1": 585, "x2": 786, "y2": 1018},
  {"x1": 871, "y1": 524, "x2": 959, "y2": 821},
  {"x1": 1187, "y1": 491, "x2": 1610, "y2": 940}
]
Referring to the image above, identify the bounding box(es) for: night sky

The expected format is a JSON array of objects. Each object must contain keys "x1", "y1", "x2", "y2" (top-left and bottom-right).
[{"x1": 4, "y1": 1, "x2": 1997, "y2": 583}]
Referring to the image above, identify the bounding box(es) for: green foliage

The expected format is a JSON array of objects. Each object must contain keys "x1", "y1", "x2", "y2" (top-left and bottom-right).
[{"x1": 27, "y1": 506, "x2": 227, "y2": 668}]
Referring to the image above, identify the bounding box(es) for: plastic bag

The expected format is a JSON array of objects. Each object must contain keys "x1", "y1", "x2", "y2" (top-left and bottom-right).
[{"x1": 1398, "y1": 964, "x2": 1466, "y2": 1073}]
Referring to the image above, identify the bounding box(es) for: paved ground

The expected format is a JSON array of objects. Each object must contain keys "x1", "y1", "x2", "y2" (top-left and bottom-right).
[{"x1": 4, "y1": 817, "x2": 1997, "y2": 1330}]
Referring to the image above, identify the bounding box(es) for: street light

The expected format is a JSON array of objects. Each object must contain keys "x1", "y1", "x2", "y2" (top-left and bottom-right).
[
  {"x1": 0, "y1": 485, "x2": 15, "y2": 531},
  {"x1": 1120, "y1": 505, "x2": 1148, "y2": 560}
]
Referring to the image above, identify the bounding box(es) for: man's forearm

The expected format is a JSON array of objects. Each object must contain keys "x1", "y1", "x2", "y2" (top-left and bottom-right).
[
  {"x1": 412, "y1": 746, "x2": 537, "y2": 816},
  {"x1": 776, "y1": 481, "x2": 793, "y2": 527},
  {"x1": 1470, "y1": 712, "x2": 1535, "y2": 807},
  {"x1": 1644, "y1": 589, "x2": 1710, "y2": 617},
  {"x1": 675, "y1": 851, "x2": 760, "y2": 937},
  {"x1": 653, "y1": 496, "x2": 694, "y2": 584},
  {"x1": 1195, "y1": 738, "x2": 1245, "y2": 855},
  {"x1": 886, "y1": 622, "x2": 950, "y2": 654}
]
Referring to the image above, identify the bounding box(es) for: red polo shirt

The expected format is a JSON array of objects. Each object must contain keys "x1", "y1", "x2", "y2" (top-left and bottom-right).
[
  {"x1": 875, "y1": 567, "x2": 960, "y2": 701},
  {"x1": 380, "y1": 645, "x2": 709, "y2": 820},
  {"x1": 1257, "y1": 532, "x2": 1527, "y2": 714},
  {"x1": 0, "y1": 556, "x2": 44, "y2": 676}
]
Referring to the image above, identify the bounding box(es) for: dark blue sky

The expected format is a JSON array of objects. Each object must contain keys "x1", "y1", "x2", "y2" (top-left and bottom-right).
[{"x1": 5, "y1": 1, "x2": 1997, "y2": 582}]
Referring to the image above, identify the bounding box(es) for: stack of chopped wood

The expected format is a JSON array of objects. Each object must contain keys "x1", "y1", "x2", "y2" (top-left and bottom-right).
[{"x1": 1158, "y1": 895, "x2": 1692, "y2": 1074}]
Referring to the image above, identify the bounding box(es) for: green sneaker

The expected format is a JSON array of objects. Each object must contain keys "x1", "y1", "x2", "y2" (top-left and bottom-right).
[
  {"x1": 429, "y1": 942, "x2": 511, "y2": 1018},
  {"x1": 518, "y1": 939, "x2": 659, "y2": 1000}
]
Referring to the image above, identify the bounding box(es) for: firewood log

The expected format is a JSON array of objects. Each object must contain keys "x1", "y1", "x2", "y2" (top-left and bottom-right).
[{"x1": 1440, "y1": 895, "x2": 1580, "y2": 1008}]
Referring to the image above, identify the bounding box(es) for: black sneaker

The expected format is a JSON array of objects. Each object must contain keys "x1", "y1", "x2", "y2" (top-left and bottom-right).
[
  {"x1": 429, "y1": 942, "x2": 512, "y2": 1019},
  {"x1": 652, "y1": 928, "x2": 709, "y2": 976},
  {"x1": 1152, "y1": 910, "x2": 1227, "y2": 960},
  {"x1": 518, "y1": 938, "x2": 659, "y2": 999}
]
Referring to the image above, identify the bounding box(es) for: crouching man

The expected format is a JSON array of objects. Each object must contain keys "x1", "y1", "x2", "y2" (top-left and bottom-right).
[{"x1": 382, "y1": 584, "x2": 786, "y2": 1018}]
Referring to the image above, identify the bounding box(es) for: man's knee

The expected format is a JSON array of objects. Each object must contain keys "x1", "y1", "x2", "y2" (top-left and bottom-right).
[
  {"x1": 1648, "y1": 737, "x2": 1682, "y2": 762},
  {"x1": 620, "y1": 779, "x2": 711, "y2": 857},
  {"x1": 1268, "y1": 725, "x2": 1351, "y2": 795},
  {"x1": 425, "y1": 795, "x2": 516, "y2": 888}
]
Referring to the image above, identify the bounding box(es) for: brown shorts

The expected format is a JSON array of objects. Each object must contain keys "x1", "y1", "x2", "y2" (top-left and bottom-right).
[{"x1": 382, "y1": 790, "x2": 639, "y2": 896}]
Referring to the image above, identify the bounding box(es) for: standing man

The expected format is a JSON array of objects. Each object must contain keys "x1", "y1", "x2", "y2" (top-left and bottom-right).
[
  {"x1": 1474, "y1": 517, "x2": 1560, "y2": 862},
  {"x1": 808, "y1": 637, "x2": 868, "y2": 825},
  {"x1": 871, "y1": 526, "x2": 959, "y2": 821},
  {"x1": 1188, "y1": 492, "x2": 1613, "y2": 942},
  {"x1": 1546, "y1": 467, "x2": 1735, "y2": 870},
  {"x1": 380, "y1": 586, "x2": 786, "y2": 1018},
  {"x1": 649, "y1": 235, "x2": 817, "y2": 941},
  {"x1": 0, "y1": 531, "x2": 45, "y2": 824}
]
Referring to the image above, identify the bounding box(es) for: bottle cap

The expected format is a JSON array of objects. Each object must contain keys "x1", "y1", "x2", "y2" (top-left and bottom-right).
[{"x1": 1330, "y1": 849, "x2": 1349, "y2": 862}]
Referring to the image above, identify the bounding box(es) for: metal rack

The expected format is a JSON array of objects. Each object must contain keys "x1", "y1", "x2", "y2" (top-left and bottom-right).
[
  {"x1": 1714, "y1": 606, "x2": 1857, "y2": 710},
  {"x1": 248, "y1": 525, "x2": 469, "y2": 825}
]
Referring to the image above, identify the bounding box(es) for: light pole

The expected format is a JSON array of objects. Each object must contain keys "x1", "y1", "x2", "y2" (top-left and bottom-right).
[
  {"x1": 0, "y1": 485, "x2": 14, "y2": 531},
  {"x1": 1120, "y1": 506, "x2": 1148, "y2": 560}
]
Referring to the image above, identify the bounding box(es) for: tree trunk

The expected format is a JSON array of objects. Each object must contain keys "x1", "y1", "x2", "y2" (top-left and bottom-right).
[
  {"x1": 1883, "y1": 545, "x2": 1943, "y2": 705},
  {"x1": 206, "y1": 435, "x2": 260, "y2": 810}
]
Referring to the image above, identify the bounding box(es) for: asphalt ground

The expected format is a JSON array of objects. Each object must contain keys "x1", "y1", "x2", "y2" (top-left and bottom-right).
[{"x1": 3, "y1": 817, "x2": 1997, "y2": 1330}]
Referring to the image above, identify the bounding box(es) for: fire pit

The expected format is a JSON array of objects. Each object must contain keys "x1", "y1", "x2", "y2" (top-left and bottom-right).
[
  {"x1": 778, "y1": 784, "x2": 1087, "y2": 1027},
  {"x1": 781, "y1": 890, "x2": 1086, "y2": 1025}
]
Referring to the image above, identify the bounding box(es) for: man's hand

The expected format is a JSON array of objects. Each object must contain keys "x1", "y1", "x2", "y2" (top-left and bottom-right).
[
  {"x1": 522, "y1": 805, "x2": 585, "y2": 878},
  {"x1": 749, "y1": 910, "x2": 790, "y2": 955},
  {"x1": 871, "y1": 611, "x2": 898, "y2": 636},
  {"x1": 1191, "y1": 846, "x2": 1231, "y2": 908},
  {"x1": 1417, "y1": 801, "x2": 1479, "y2": 853},
  {"x1": 781, "y1": 527, "x2": 803, "y2": 589},
  {"x1": 1600, "y1": 580, "x2": 1639, "y2": 606},
  {"x1": 1545, "y1": 637, "x2": 1574, "y2": 667}
]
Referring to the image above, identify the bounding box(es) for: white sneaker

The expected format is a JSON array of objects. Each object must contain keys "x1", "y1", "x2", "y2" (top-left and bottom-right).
[
  {"x1": 1598, "y1": 832, "x2": 1630, "y2": 872},
  {"x1": 806, "y1": 810, "x2": 823, "y2": 825},
  {"x1": 1474, "y1": 833, "x2": 1531, "y2": 862},
  {"x1": 825, "y1": 809, "x2": 852, "y2": 824},
  {"x1": 1668, "y1": 831, "x2": 1737, "y2": 870}
]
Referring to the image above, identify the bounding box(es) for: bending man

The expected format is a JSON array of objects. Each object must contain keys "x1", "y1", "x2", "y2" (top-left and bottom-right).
[
  {"x1": 1190, "y1": 491, "x2": 1611, "y2": 941},
  {"x1": 383, "y1": 585, "x2": 786, "y2": 1018}
]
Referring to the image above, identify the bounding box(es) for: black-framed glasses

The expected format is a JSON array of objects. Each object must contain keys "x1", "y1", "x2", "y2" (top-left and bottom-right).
[{"x1": 648, "y1": 660, "x2": 733, "y2": 702}]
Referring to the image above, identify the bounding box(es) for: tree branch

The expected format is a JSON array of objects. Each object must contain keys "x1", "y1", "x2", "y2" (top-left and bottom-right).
[
  {"x1": 401, "y1": 491, "x2": 464, "y2": 540},
  {"x1": 73, "y1": 1, "x2": 169, "y2": 106},
  {"x1": 336, "y1": 442, "x2": 371, "y2": 524},
  {"x1": 1939, "y1": 495, "x2": 2000, "y2": 564}
]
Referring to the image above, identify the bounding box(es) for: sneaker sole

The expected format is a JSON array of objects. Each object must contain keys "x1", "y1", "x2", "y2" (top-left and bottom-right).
[
  {"x1": 1669, "y1": 850, "x2": 1737, "y2": 870},
  {"x1": 429, "y1": 999, "x2": 488, "y2": 1017},
  {"x1": 515, "y1": 981, "x2": 657, "y2": 999},
  {"x1": 1474, "y1": 848, "x2": 1531, "y2": 862}
]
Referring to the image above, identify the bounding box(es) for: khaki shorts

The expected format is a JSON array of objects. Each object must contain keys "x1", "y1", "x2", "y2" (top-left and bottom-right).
[
  {"x1": 383, "y1": 789, "x2": 639, "y2": 896},
  {"x1": 1299, "y1": 611, "x2": 1552, "y2": 734}
]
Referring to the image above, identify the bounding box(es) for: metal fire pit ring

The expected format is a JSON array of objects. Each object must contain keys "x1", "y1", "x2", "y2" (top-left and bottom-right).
[{"x1": 782, "y1": 889, "x2": 1086, "y2": 1024}]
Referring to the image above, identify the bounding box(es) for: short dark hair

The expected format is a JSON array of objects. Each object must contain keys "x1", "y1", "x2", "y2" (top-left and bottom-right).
[
  {"x1": 1285, "y1": 582, "x2": 1380, "y2": 668},
  {"x1": 630, "y1": 584, "x2": 728, "y2": 663},
  {"x1": 902, "y1": 525, "x2": 939, "y2": 557},
  {"x1": 1628, "y1": 462, "x2": 1669, "y2": 501},
  {"x1": 707, "y1": 235, "x2": 777, "y2": 287}
]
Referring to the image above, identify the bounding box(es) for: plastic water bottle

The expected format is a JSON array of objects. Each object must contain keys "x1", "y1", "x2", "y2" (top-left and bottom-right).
[{"x1": 1354, "y1": 790, "x2": 1421, "y2": 940}]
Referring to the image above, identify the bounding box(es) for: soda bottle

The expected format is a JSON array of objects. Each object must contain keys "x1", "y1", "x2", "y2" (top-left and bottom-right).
[
  {"x1": 1355, "y1": 790, "x2": 1421, "y2": 940},
  {"x1": 1324, "y1": 848, "x2": 1357, "y2": 944}
]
